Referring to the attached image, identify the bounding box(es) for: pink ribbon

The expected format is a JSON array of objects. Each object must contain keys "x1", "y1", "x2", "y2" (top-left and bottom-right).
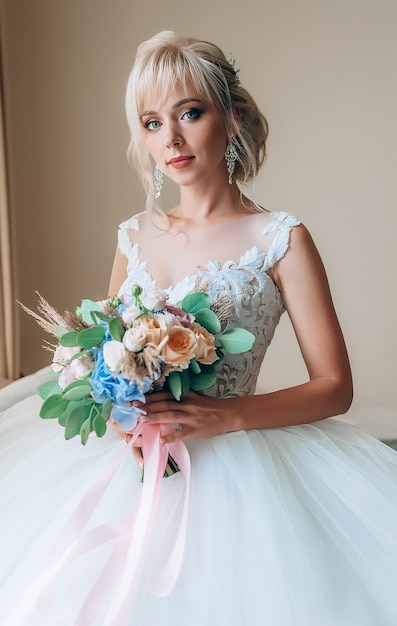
[{"x1": 3, "y1": 424, "x2": 191, "y2": 625}]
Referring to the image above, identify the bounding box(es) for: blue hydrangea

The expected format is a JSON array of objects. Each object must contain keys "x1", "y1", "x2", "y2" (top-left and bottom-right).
[{"x1": 90, "y1": 350, "x2": 152, "y2": 430}]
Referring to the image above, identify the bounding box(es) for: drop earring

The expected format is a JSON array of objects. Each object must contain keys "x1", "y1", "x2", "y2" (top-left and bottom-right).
[
  {"x1": 225, "y1": 140, "x2": 238, "y2": 185},
  {"x1": 154, "y1": 165, "x2": 164, "y2": 198}
]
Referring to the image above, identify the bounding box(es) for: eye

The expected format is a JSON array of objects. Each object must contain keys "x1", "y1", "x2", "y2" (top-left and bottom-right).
[
  {"x1": 144, "y1": 119, "x2": 161, "y2": 131},
  {"x1": 181, "y1": 108, "x2": 202, "y2": 121}
]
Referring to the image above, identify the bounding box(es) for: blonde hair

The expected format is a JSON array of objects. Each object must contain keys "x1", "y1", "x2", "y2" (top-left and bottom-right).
[{"x1": 125, "y1": 31, "x2": 269, "y2": 211}]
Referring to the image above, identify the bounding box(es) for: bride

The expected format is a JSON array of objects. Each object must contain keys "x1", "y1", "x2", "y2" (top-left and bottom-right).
[{"x1": 1, "y1": 30, "x2": 397, "y2": 626}]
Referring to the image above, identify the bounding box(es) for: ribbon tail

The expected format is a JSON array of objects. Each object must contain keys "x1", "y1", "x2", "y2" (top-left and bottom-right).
[
  {"x1": 151, "y1": 439, "x2": 192, "y2": 596},
  {"x1": 102, "y1": 424, "x2": 168, "y2": 626}
]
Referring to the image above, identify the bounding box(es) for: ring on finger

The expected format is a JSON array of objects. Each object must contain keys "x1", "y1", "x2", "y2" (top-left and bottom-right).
[{"x1": 172, "y1": 423, "x2": 182, "y2": 431}]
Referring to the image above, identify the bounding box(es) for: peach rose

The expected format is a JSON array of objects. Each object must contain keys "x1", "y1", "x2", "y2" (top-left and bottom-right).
[
  {"x1": 161, "y1": 326, "x2": 197, "y2": 369},
  {"x1": 191, "y1": 323, "x2": 218, "y2": 365},
  {"x1": 133, "y1": 314, "x2": 169, "y2": 347}
]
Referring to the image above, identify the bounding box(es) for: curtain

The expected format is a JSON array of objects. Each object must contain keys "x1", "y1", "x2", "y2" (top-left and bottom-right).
[{"x1": 0, "y1": 26, "x2": 19, "y2": 385}]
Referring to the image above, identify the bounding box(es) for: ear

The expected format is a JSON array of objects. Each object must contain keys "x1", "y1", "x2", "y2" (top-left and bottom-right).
[{"x1": 233, "y1": 106, "x2": 242, "y2": 128}]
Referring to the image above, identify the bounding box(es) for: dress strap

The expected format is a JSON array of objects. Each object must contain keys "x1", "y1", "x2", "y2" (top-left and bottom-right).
[
  {"x1": 117, "y1": 214, "x2": 142, "y2": 257},
  {"x1": 263, "y1": 211, "x2": 301, "y2": 271}
]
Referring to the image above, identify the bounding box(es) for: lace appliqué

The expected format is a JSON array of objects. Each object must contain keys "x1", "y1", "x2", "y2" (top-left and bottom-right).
[{"x1": 117, "y1": 211, "x2": 301, "y2": 399}]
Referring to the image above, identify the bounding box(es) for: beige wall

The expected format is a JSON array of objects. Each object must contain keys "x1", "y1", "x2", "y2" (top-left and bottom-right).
[{"x1": 1, "y1": 0, "x2": 396, "y2": 427}]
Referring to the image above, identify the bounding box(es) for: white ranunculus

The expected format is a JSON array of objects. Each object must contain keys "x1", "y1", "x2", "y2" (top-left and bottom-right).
[
  {"x1": 140, "y1": 286, "x2": 168, "y2": 312},
  {"x1": 52, "y1": 345, "x2": 81, "y2": 372},
  {"x1": 103, "y1": 340, "x2": 127, "y2": 374},
  {"x1": 70, "y1": 353, "x2": 95, "y2": 379},
  {"x1": 121, "y1": 305, "x2": 142, "y2": 326},
  {"x1": 123, "y1": 328, "x2": 147, "y2": 353}
]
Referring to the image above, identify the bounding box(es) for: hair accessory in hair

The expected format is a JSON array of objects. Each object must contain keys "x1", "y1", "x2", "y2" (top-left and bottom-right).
[
  {"x1": 228, "y1": 53, "x2": 240, "y2": 81},
  {"x1": 154, "y1": 165, "x2": 164, "y2": 198},
  {"x1": 225, "y1": 139, "x2": 238, "y2": 184}
]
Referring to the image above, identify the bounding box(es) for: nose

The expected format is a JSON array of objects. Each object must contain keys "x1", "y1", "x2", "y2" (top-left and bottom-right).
[{"x1": 165, "y1": 123, "x2": 184, "y2": 148}]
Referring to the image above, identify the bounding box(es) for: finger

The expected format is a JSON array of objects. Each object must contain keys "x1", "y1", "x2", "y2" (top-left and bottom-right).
[{"x1": 132, "y1": 446, "x2": 144, "y2": 467}]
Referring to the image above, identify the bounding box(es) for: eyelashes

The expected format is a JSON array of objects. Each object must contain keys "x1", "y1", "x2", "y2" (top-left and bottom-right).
[{"x1": 143, "y1": 108, "x2": 203, "y2": 130}]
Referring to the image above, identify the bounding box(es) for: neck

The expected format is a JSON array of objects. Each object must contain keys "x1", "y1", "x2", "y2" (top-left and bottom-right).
[{"x1": 169, "y1": 182, "x2": 254, "y2": 227}]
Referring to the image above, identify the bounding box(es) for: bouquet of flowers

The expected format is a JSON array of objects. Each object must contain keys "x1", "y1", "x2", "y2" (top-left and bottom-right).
[{"x1": 24, "y1": 285, "x2": 254, "y2": 445}]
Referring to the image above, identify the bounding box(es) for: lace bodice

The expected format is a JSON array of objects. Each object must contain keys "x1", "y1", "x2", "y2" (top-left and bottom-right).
[{"x1": 117, "y1": 211, "x2": 301, "y2": 398}]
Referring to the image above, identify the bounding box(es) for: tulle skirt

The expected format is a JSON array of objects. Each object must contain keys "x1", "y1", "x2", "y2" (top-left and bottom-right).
[{"x1": 1, "y1": 390, "x2": 397, "y2": 626}]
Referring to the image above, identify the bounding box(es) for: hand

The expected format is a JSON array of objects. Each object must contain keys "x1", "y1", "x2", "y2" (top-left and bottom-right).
[{"x1": 136, "y1": 391, "x2": 238, "y2": 445}]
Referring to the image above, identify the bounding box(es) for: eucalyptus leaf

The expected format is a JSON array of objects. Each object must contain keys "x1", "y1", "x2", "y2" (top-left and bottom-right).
[
  {"x1": 64, "y1": 405, "x2": 91, "y2": 440},
  {"x1": 40, "y1": 394, "x2": 69, "y2": 419},
  {"x1": 80, "y1": 417, "x2": 92, "y2": 445},
  {"x1": 194, "y1": 308, "x2": 221, "y2": 334},
  {"x1": 58, "y1": 400, "x2": 83, "y2": 427},
  {"x1": 189, "y1": 358, "x2": 201, "y2": 374},
  {"x1": 59, "y1": 331, "x2": 79, "y2": 348},
  {"x1": 93, "y1": 414, "x2": 107, "y2": 438},
  {"x1": 168, "y1": 371, "x2": 182, "y2": 401},
  {"x1": 62, "y1": 380, "x2": 92, "y2": 401},
  {"x1": 190, "y1": 365, "x2": 217, "y2": 391},
  {"x1": 180, "y1": 369, "x2": 191, "y2": 395},
  {"x1": 91, "y1": 310, "x2": 114, "y2": 324},
  {"x1": 80, "y1": 299, "x2": 102, "y2": 325},
  {"x1": 181, "y1": 292, "x2": 211, "y2": 314},
  {"x1": 218, "y1": 328, "x2": 255, "y2": 354},
  {"x1": 77, "y1": 326, "x2": 105, "y2": 349},
  {"x1": 109, "y1": 318, "x2": 125, "y2": 342},
  {"x1": 38, "y1": 380, "x2": 60, "y2": 400},
  {"x1": 100, "y1": 399, "x2": 113, "y2": 422}
]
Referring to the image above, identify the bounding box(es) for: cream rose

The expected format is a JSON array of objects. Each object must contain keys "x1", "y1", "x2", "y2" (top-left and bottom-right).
[
  {"x1": 123, "y1": 327, "x2": 147, "y2": 352},
  {"x1": 70, "y1": 353, "x2": 95, "y2": 379},
  {"x1": 134, "y1": 314, "x2": 169, "y2": 347},
  {"x1": 161, "y1": 326, "x2": 197, "y2": 369},
  {"x1": 191, "y1": 323, "x2": 218, "y2": 365},
  {"x1": 121, "y1": 305, "x2": 142, "y2": 326},
  {"x1": 139, "y1": 286, "x2": 168, "y2": 312},
  {"x1": 52, "y1": 345, "x2": 81, "y2": 373},
  {"x1": 103, "y1": 340, "x2": 127, "y2": 374}
]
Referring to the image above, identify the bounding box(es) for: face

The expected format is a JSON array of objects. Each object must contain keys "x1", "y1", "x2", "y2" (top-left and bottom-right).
[{"x1": 140, "y1": 81, "x2": 229, "y2": 189}]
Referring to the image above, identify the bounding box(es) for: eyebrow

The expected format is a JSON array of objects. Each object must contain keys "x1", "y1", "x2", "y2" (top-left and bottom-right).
[{"x1": 140, "y1": 98, "x2": 203, "y2": 118}]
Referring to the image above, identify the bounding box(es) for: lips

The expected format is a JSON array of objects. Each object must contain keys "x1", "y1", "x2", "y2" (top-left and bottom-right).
[{"x1": 167, "y1": 156, "x2": 195, "y2": 169}]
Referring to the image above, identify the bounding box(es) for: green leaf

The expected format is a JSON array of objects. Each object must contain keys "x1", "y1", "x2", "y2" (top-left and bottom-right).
[
  {"x1": 181, "y1": 292, "x2": 211, "y2": 314},
  {"x1": 38, "y1": 379, "x2": 60, "y2": 400},
  {"x1": 190, "y1": 365, "x2": 217, "y2": 391},
  {"x1": 93, "y1": 414, "x2": 107, "y2": 438},
  {"x1": 40, "y1": 394, "x2": 69, "y2": 419},
  {"x1": 91, "y1": 310, "x2": 114, "y2": 324},
  {"x1": 109, "y1": 318, "x2": 125, "y2": 342},
  {"x1": 77, "y1": 326, "x2": 105, "y2": 349},
  {"x1": 55, "y1": 325, "x2": 69, "y2": 337},
  {"x1": 180, "y1": 369, "x2": 191, "y2": 395},
  {"x1": 59, "y1": 331, "x2": 79, "y2": 347},
  {"x1": 100, "y1": 399, "x2": 113, "y2": 422},
  {"x1": 80, "y1": 417, "x2": 92, "y2": 445},
  {"x1": 167, "y1": 371, "x2": 182, "y2": 401},
  {"x1": 80, "y1": 299, "x2": 101, "y2": 325},
  {"x1": 64, "y1": 405, "x2": 91, "y2": 440},
  {"x1": 194, "y1": 308, "x2": 221, "y2": 334},
  {"x1": 62, "y1": 379, "x2": 92, "y2": 401},
  {"x1": 58, "y1": 400, "x2": 82, "y2": 426},
  {"x1": 218, "y1": 328, "x2": 255, "y2": 354},
  {"x1": 189, "y1": 358, "x2": 201, "y2": 374}
]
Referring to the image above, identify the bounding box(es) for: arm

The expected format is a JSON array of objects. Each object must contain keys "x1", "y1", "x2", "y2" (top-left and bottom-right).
[
  {"x1": 140, "y1": 224, "x2": 353, "y2": 442},
  {"x1": 108, "y1": 247, "x2": 128, "y2": 297}
]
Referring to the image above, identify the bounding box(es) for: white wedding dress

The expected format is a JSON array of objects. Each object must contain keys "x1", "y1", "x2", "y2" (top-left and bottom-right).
[{"x1": 1, "y1": 210, "x2": 397, "y2": 625}]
